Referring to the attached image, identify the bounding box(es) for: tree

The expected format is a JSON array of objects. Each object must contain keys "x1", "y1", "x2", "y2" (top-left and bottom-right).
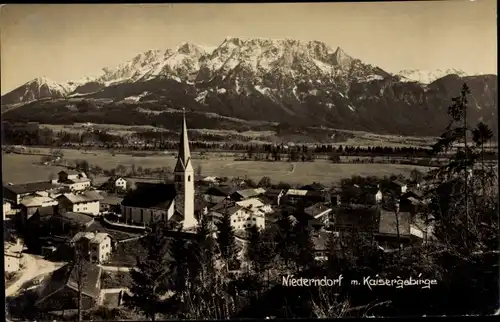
[
  {"x1": 195, "y1": 165, "x2": 203, "y2": 177},
  {"x1": 73, "y1": 249, "x2": 89, "y2": 322},
  {"x1": 216, "y1": 209, "x2": 239, "y2": 270},
  {"x1": 258, "y1": 176, "x2": 272, "y2": 188},
  {"x1": 127, "y1": 221, "x2": 171, "y2": 321},
  {"x1": 292, "y1": 221, "x2": 315, "y2": 271},
  {"x1": 422, "y1": 83, "x2": 499, "y2": 315},
  {"x1": 245, "y1": 225, "x2": 261, "y2": 272},
  {"x1": 409, "y1": 168, "x2": 424, "y2": 185}
]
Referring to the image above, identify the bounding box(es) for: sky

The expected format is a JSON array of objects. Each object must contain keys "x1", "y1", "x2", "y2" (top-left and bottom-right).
[{"x1": 1, "y1": 1, "x2": 497, "y2": 95}]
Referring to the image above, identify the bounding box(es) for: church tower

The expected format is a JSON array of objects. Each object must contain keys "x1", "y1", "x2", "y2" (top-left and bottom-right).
[{"x1": 174, "y1": 109, "x2": 197, "y2": 229}]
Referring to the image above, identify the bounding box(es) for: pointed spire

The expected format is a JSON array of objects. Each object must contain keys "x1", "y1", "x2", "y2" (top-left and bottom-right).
[{"x1": 175, "y1": 108, "x2": 192, "y2": 172}]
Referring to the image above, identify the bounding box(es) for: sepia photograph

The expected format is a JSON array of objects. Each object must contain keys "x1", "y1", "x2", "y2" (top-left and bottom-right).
[{"x1": 1, "y1": 1, "x2": 498, "y2": 320}]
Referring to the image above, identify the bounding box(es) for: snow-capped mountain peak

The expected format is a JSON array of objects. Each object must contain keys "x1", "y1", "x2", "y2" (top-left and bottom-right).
[{"x1": 396, "y1": 68, "x2": 468, "y2": 84}]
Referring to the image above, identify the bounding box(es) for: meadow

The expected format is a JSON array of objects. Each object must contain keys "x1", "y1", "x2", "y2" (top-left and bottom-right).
[{"x1": 2, "y1": 148, "x2": 432, "y2": 185}]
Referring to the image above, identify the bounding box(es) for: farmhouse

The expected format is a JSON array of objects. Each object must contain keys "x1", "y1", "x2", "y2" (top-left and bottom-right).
[
  {"x1": 53, "y1": 171, "x2": 91, "y2": 191},
  {"x1": 57, "y1": 191, "x2": 103, "y2": 216},
  {"x1": 231, "y1": 188, "x2": 266, "y2": 201},
  {"x1": 19, "y1": 195, "x2": 58, "y2": 224},
  {"x1": 3, "y1": 181, "x2": 60, "y2": 205},
  {"x1": 100, "y1": 195, "x2": 123, "y2": 213},
  {"x1": 235, "y1": 197, "x2": 272, "y2": 214},
  {"x1": 304, "y1": 203, "x2": 333, "y2": 224},
  {"x1": 280, "y1": 189, "x2": 326, "y2": 207},
  {"x1": 120, "y1": 111, "x2": 198, "y2": 230},
  {"x1": 375, "y1": 209, "x2": 428, "y2": 250},
  {"x1": 71, "y1": 232, "x2": 112, "y2": 264},
  {"x1": 4, "y1": 241, "x2": 23, "y2": 273},
  {"x1": 35, "y1": 261, "x2": 102, "y2": 312},
  {"x1": 203, "y1": 185, "x2": 236, "y2": 204},
  {"x1": 228, "y1": 206, "x2": 265, "y2": 230},
  {"x1": 99, "y1": 176, "x2": 127, "y2": 192}
]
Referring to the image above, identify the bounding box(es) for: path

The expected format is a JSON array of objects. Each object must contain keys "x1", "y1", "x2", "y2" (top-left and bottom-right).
[{"x1": 5, "y1": 254, "x2": 66, "y2": 297}]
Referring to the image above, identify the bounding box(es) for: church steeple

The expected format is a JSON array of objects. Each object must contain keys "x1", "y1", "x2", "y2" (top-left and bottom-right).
[
  {"x1": 173, "y1": 108, "x2": 197, "y2": 230},
  {"x1": 174, "y1": 108, "x2": 193, "y2": 173}
]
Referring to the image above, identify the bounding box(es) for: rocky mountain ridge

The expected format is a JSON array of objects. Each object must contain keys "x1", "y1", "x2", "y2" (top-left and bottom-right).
[{"x1": 1, "y1": 37, "x2": 497, "y2": 137}]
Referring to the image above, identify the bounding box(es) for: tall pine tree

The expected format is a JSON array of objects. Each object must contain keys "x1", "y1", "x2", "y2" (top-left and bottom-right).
[
  {"x1": 127, "y1": 220, "x2": 171, "y2": 321},
  {"x1": 216, "y1": 209, "x2": 239, "y2": 270}
]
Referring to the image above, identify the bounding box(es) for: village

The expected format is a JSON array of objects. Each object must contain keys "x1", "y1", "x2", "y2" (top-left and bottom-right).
[{"x1": 3, "y1": 110, "x2": 438, "y2": 320}]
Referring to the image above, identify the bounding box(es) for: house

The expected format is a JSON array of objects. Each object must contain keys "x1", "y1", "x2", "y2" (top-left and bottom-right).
[
  {"x1": 263, "y1": 189, "x2": 285, "y2": 205},
  {"x1": 375, "y1": 209, "x2": 427, "y2": 249},
  {"x1": 70, "y1": 232, "x2": 112, "y2": 264},
  {"x1": 3, "y1": 200, "x2": 13, "y2": 220},
  {"x1": 201, "y1": 176, "x2": 219, "y2": 184},
  {"x1": 55, "y1": 212, "x2": 95, "y2": 229},
  {"x1": 305, "y1": 203, "x2": 333, "y2": 224},
  {"x1": 203, "y1": 185, "x2": 236, "y2": 204},
  {"x1": 280, "y1": 189, "x2": 326, "y2": 207},
  {"x1": 331, "y1": 205, "x2": 380, "y2": 237},
  {"x1": 54, "y1": 171, "x2": 91, "y2": 191},
  {"x1": 35, "y1": 261, "x2": 102, "y2": 312},
  {"x1": 4, "y1": 240, "x2": 23, "y2": 272},
  {"x1": 300, "y1": 182, "x2": 326, "y2": 192},
  {"x1": 5, "y1": 252, "x2": 22, "y2": 272},
  {"x1": 286, "y1": 211, "x2": 324, "y2": 230},
  {"x1": 99, "y1": 195, "x2": 123, "y2": 213},
  {"x1": 311, "y1": 231, "x2": 331, "y2": 261},
  {"x1": 19, "y1": 195, "x2": 58, "y2": 225},
  {"x1": 3, "y1": 181, "x2": 60, "y2": 205},
  {"x1": 57, "y1": 191, "x2": 103, "y2": 216},
  {"x1": 236, "y1": 197, "x2": 272, "y2": 214},
  {"x1": 231, "y1": 188, "x2": 266, "y2": 201},
  {"x1": 383, "y1": 180, "x2": 408, "y2": 196},
  {"x1": 99, "y1": 176, "x2": 127, "y2": 192},
  {"x1": 365, "y1": 186, "x2": 383, "y2": 204},
  {"x1": 228, "y1": 206, "x2": 265, "y2": 231}
]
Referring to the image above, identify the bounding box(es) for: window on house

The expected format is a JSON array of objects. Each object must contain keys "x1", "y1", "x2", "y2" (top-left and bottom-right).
[
  {"x1": 188, "y1": 175, "x2": 191, "y2": 182},
  {"x1": 253, "y1": 218, "x2": 256, "y2": 221}
]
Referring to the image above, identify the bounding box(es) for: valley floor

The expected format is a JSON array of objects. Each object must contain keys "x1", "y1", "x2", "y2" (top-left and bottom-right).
[{"x1": 2, "y1": 149, "x2": 432, "y2": 185}]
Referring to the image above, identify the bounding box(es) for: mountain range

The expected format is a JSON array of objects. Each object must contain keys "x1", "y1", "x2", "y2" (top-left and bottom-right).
[{"x1": 1, "y1": 37, "x2": 497, "y2": 137}]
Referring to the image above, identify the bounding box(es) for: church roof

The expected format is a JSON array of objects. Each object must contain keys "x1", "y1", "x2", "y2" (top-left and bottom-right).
[
  {"x1": 121, "y1": 182, "x2": 177, "y2": 210},
  {"x1": 174, "y1": 110, "x2": 193, "y2": 172}
]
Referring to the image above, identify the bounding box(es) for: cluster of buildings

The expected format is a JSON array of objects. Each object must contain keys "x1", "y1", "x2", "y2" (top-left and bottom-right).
[{"x1": 3, "y1": 111, "x2": 434, "y2": 317}]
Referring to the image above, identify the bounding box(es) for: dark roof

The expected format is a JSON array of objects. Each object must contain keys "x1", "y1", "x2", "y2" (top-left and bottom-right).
[
  {"x1": 226, "y1": 205, "x2": 244, "y2": 215},
  {"x1": 205, "y1": 185, "x2": 235, "y2": 197},
  {"x1": 265, "y1": 189, "x2": 283, "y2": 197},
  {"x1": 392, "y1": 180, "x2": 407, "y2": 187},
  {"x1": 290, "y1": 211, "x2": 323, "y2": 227},
  {"x1": 209, "y1": 198, "x2": 236, "y2": 212},
  {"x1": 121, "y1": 182, "x2": 177, "y2": 209},
  {"x1": 59, "y1": 212, "x2": 94, "y2": 226},
  {"x1": 59, "y1": 191, "x2": 103, "y2": 204},
  {"x1": 364, "y1": 185, "x2": 381, "y2": 194},
  {"x1": 4, "y1": 181, "x2": 59, "y2": 195},
  {"x1": 305, "y1": 203, "x2": 332, "y2": 217},
  {"x1": 378, "y1": 210, "x2": 412, "y2": 236},
  {"x1": 37, "y1": 206, "x2": 56, "y2": 216},
  {"x1": 300, "y1": 182, "x2": 326, "y2": 192},
  {"x1": 100, "y1": 195, "x2": 123, "y2": 205},
  {"x1": 402, "y1": 189, "x2": 424, "y2": 199},
  {"x1": 36, "y1": 261, "x2": 102, "y2": 306},
  {"x1": 334, "y1": 206, "x2": 380, "y2": 232},
  {"x1": 58, "y1": 170, "x2": 79, "y2": 175}
]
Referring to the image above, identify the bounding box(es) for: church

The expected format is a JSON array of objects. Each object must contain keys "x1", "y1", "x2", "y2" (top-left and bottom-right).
[{"x1": 120, "y1": 111, "x2": 198, "y2": 230}]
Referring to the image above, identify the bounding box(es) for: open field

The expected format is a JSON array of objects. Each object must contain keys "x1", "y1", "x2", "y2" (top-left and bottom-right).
[
  {"x1": 35, "y1": 123, "x2": 453, "y2": 147},
  {"x1": 2, "y1": 148, "x2": 433, "y2": 185}
]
